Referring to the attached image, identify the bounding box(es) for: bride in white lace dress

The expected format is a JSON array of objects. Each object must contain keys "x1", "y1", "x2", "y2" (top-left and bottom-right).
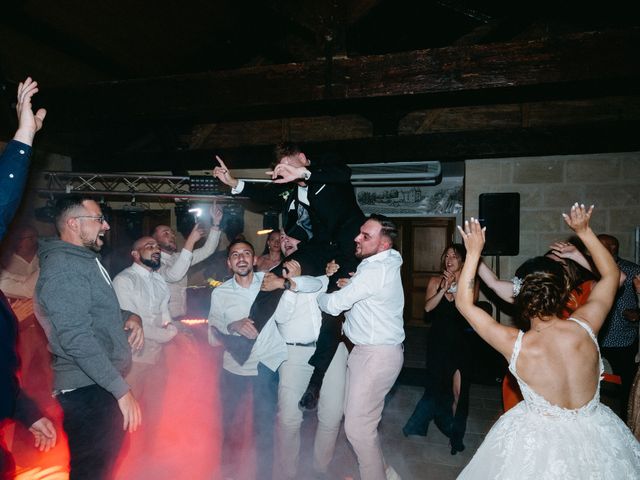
[{"x1": 455, "y1": 204, "x2": 640, "y2": 479}]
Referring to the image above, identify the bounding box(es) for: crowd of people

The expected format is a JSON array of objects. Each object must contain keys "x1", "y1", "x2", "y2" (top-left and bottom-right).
[{"x1": 1, "y1": 77, "x2": 639, "y2": 480}]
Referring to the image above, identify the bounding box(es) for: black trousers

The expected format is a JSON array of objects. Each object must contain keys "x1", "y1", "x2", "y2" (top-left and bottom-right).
[
  {"x1": 57, "y1": 384, "x2": 125, "y2": 480},
  {"x1": 403, "y1": 371, "x2": 470, "y2": 446},
  {"x1": 219, "y1": 364, "x2": 278, "y2": 480},
  {"x1": 602, "y1": 337, "x2": 639, "y2": 421}
]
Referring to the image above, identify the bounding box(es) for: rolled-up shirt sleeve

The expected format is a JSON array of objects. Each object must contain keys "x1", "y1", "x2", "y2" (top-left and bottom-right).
[{"x1": 317, "y1": 264, "x2": 381, "y2": 315}]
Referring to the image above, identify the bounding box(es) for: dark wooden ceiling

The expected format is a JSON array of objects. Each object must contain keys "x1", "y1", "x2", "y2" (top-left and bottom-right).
[{"x1": 1, "y1": 0, "x2": 639, "y2": 172}]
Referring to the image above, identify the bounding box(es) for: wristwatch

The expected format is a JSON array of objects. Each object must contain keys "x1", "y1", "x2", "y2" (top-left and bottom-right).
[{"x1": 283, "y1": 279, "x2": 291, "y2": 290}]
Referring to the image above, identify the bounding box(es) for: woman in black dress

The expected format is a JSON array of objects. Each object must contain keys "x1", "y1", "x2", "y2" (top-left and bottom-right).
[{"x1": 403, "y1": 243, "x2": 478, "y2": 454}]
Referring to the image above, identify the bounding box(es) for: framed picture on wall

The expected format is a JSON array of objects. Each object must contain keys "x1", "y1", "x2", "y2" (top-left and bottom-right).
[{"x1": 355, "y1": 176, "x2": 463, "y2": 218}]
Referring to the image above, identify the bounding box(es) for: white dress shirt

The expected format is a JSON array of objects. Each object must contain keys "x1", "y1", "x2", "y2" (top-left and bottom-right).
[
  {"x1": 113, "y1": 262, "x2": 177, "y2": 364},
  {"x1": 0, "y1": 253, "x2": 39, "y2": 299},
  {"x1": 158, "y1": 228, "x2": 221, "y2": 318},
  {"x1": 318, "y1": 249, "x2": 405, "y2": 345},
  {"x1": 275, "y1": 275, "x2": 328, "y2": 343},
  {"x1": 208, "y1": 272, "x2": 321, "y2": 375}
]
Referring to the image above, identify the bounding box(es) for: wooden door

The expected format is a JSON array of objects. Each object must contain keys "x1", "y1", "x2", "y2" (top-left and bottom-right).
[{"x1": 394, "y1": 217, "x2": 456, "y2": 326}]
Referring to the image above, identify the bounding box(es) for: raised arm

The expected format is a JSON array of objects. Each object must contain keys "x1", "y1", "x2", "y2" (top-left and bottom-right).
[
  {"x1": 550, "y1": 240, "x2": 626, "y2": 287},
  {"x1": 564, "y1": 204, "x2": 619, "y2": 334},
  {"x1": 477, "y1": 260, "x2": 515, "y2": 303},
  {"x1": 456, "y1": 219, "x2": 519, "y2": 360}
]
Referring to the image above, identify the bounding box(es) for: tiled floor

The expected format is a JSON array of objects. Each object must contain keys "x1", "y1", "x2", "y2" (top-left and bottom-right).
[{"x1": 299, "y1": 381, "x2": 503, "y2": 480}]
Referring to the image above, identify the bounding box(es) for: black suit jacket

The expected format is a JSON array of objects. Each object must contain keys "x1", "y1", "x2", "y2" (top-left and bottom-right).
[{"x1": 240, "y1": 156, "x2": 364, "y2": 272}]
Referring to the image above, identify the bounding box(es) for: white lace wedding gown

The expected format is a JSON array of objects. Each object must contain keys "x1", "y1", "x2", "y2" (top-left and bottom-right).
[{"x1": 458, "y1": 318, "x2": 640, "y2": 479}]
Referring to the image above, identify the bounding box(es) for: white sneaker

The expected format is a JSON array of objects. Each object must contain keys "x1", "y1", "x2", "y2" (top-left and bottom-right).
[{"x1": 385, "y1": 465, "x2": 402, "y2": 480}]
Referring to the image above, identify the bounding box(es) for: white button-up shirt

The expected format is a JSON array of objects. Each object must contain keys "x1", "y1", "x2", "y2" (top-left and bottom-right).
[
  {"x1": 158, "y1": 228, "x2": 221, "y2": 318},
  {"x1": 317, "y1": 249, "x2": 405, "y2": 346},
  {"x1": 0, "y1": 253, "x2": 39, "y2": 299},
  {"x1": 275, "y1": 275, "x2": 327, "y2": 343},
  {"x1": 208, "y1": 272, "x2": 322, "y2": 375},
  {"x1": 113, "y1": 262, "x2": 177, "y2": 364},
  {"x1": 208, "y1": 271, "x2": 286, "y2": 376}
]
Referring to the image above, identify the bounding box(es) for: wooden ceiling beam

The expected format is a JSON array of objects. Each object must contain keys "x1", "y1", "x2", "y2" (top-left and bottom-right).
[
  {"x1": 37, "y1": 28, "x2": 640, "y2": 131},
  {"x1": 70, "y1": 120, "x2": 640, "y2": 172}
]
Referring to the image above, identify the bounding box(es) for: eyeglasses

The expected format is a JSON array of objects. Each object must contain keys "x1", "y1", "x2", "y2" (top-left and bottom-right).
[{"x1": 74, "y1": 215, "x2": 107, "y2": 224}]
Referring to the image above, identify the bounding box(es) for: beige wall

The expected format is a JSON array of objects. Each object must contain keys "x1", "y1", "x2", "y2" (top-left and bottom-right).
[{"x1": 464, "y1": 152, "x2": 640, "y2": 283}]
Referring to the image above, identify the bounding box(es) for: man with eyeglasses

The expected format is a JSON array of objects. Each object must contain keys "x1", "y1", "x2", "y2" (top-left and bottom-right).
[{"x1": 35, "y1": 195, "x2": 143, "y2": 479}]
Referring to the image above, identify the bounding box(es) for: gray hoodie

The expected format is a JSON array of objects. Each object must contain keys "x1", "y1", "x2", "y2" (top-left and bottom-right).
[{"x1": 35, "y1": 238, "x2": 131, "y2": 399}]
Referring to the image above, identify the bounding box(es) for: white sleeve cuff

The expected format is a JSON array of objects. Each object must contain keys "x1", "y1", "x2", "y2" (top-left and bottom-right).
[{"x1": 231, "y1": 180, "x2": 245, "y2": 194}]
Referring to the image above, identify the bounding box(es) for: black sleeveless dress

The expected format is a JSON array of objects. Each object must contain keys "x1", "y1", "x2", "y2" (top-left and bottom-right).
[{"x1": 403, "y1": 294, "x2": 471, "y2": 453}]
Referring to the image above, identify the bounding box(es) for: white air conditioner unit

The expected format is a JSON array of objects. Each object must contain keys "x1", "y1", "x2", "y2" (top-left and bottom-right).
[{"x1": 347, "y1": 161, "x2": 441, "y2": 186}]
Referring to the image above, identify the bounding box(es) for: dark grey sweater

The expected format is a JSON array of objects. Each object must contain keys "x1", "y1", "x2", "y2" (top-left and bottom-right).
[{"x1": 35, "y1": 238, "x2": 131, "y2": 399}]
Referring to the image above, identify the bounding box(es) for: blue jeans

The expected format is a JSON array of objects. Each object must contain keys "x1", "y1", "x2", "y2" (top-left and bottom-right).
[{"x1": 57, "y1": 384, "x2": 125, "y2": 480}]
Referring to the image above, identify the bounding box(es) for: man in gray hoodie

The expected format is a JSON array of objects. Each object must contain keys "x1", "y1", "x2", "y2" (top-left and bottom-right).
[{"x1": 35, "y1": 196, "x2": 142, "y2": 480}]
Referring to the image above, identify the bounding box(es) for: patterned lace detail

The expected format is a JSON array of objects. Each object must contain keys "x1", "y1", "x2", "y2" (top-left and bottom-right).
[{"x1": 508, "y1": 318, "x2": 604, "y2": 419}]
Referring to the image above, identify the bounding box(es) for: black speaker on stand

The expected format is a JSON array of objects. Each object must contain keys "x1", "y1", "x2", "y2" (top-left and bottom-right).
[{"x1": 478, "y1": 192, "x2": 520, "y2": 322}]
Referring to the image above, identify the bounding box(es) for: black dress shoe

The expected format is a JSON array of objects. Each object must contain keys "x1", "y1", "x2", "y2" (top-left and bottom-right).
[
  {"x1": 450, "y1": 439, "x2": 465, "y2": 455},
  {"x1": 299, "y1": 383, "x2": 321, "y2": 411}
]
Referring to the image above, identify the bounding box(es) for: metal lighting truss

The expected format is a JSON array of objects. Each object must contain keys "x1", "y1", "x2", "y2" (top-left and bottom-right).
[{"x1": 39, "y1": 171, "x2": 234, "y2": 201}]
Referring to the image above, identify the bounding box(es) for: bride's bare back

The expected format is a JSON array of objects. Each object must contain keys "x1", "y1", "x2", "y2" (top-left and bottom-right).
[{"x1": 515, "y1": 318, "x2": 600, "y2": 409}]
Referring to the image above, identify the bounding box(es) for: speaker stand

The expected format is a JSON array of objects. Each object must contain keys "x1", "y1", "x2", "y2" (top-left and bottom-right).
[{"x1": 495, "y1": 255, "x2": 501, "y2": 323}]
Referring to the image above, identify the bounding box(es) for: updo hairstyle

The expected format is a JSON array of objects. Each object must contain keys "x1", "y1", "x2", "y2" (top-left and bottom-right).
[{"x1": 514, "y1": 256, "x2": 571, "y2": 330}]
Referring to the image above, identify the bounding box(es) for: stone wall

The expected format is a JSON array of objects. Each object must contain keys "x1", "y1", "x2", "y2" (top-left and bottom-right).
[{"x1": 464, "y1": 151, "x2": 640, "y2": 284}]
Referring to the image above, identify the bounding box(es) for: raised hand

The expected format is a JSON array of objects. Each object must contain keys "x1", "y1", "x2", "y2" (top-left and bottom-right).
[
  {"x1": 14, "y1": 77, "x2": 47, "y2": 146},
  {"x1": 562, "y1": 203, "x2": 593, "y2": 234},
  {"x1": 212, "y1": 155, "x2": 238, "y2": 188},
  {"x1": 210, "y1": 201, "x2": 223, "y2": 227},
  {"x1": 184, "y1": 223, "x2": 206, "y2": 251},
  {"x1": 457, "y1": 218, "x2": 486, "y2": 257},
  {"x1": 282, "y1": 259, "x2": 301, "y2": 278},
  {"x1": 549, "y1": 241, "x2": 579, "y2": 260},
  {"x1": 325, "y1": 260, "x2": 339, "y2": 277},
  {"x1": 269, "y1": 163, "x2": 307, "y2": 184}
]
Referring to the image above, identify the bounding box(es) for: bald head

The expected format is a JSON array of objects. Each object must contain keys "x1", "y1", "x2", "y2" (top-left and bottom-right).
[{"x1": 131, "y1": 236, "x2": 161, "y2": 270}]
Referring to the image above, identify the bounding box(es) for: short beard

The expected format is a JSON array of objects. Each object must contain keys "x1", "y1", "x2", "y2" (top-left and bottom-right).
[
  {"x1": 84, "y1": 241, "x2": 102, "y2": 252},
  {"x1": 81, "y1": 233, "x2": 102, "y2": 252},
  {"x1": 141, "y1": 258, "x2": 161, "y2": 270},
  {"x1": 158, "y1": 241, "x2": 176, "y2": 253}
]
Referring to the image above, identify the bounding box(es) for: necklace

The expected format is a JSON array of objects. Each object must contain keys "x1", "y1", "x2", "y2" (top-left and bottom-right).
[{"x1": 533, "y1": 319, "x2": 557, "y2": 333}]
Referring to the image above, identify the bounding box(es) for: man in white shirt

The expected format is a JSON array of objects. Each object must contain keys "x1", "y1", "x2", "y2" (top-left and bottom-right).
[
  {"x1": 113, "y1": 236, "x2": 178, "y2": 401},
  {"x1": 317, "y1": 214, "x2": 405, "y2": 480},
  {"x1": 209, "y1": 239, "x2": 321, "y2": 480},
  {"x1": 272, "y1": 233, "x2": 348, "y2": 479},
  {"x1": 153, "y1": 204, "x2": 223, "y2": 318}
]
